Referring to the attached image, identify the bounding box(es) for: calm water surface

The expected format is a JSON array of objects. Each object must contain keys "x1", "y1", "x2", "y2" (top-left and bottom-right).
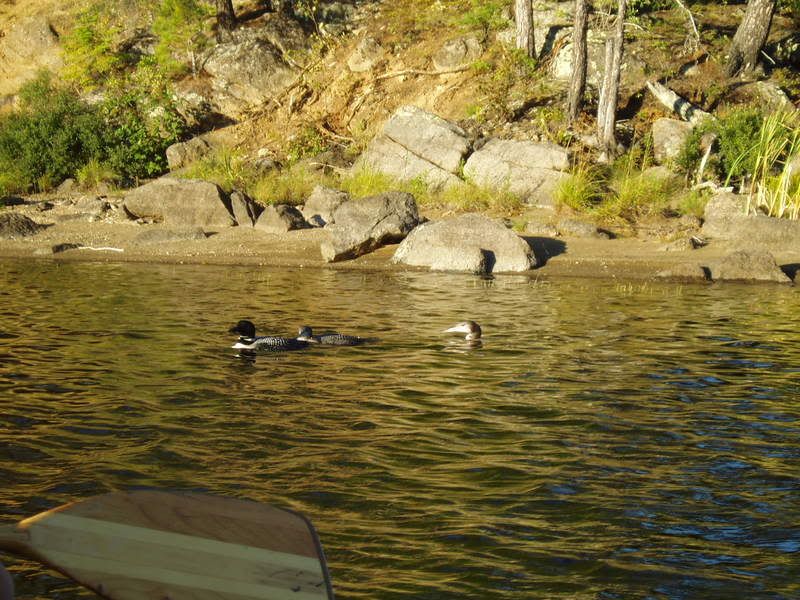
[{"x1": 1, "y1": 259, "x2": 799, "y2": 599}]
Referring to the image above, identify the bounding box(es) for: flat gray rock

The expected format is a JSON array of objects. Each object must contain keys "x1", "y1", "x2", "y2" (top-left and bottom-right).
[
  {"x1": 652, "y1": 118, "x2": 694, "y2": 164},
  {"x1": 133, "y1": 227, "x2": 207, "y2": 244},
  {"x1": 392, "y1": 213, "x2": 536, "y2": 273},
  {"x1": 321, "y1": 191, "x2": 420, "y2": 262},
  {"x1": 124, "y1": 177, "x2": 235, "y2": 228},
  {"x1": 255, "y1": 204, "x2": 309, "y2": 233},
  {"x1": 355, "y1": 135, "x2": 463, "y2": 191},
  {"x1": 381, "y1": 105, "x2": 469, "y2": 173},
  {"x1": 463, "y1": 138, "x2": 569, "y2": 206},
  {"x1": 302, "y1": 185, "x2": 350, "y2": 227},
  {"x1": 702, "y1": 191, "x2": 800, "y2": 247},
  {"x1": 708, "y1": 249, "x2": 791, "y2": 283}
]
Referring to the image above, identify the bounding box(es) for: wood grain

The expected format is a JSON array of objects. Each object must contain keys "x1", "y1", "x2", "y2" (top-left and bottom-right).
[{"x1": 1, "y1": 491, "x2": 334, "y2": 600}]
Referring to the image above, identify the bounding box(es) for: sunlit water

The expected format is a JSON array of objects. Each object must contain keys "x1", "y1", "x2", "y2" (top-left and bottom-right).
[{"x1": 1, "y1": 259, "x2": 799, "y2": 600}]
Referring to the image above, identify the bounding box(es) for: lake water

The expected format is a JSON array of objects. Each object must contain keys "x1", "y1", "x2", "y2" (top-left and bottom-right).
[{"x1": 1, "y1": 259, "x2": 799, "y2": 599}]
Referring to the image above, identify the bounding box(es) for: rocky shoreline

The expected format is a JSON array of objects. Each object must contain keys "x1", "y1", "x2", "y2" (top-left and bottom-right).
[{"x1": 2, "y1": 182, "x2": 799, "y2": 284}]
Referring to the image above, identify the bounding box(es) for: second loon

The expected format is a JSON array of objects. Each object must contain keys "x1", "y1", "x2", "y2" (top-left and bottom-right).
[
  {"x1": 297, "y1": 326, "x2": 371, "y2": 346},
  {"x1": 229, "y1": 320, "x2": 311, "y2": 352}
]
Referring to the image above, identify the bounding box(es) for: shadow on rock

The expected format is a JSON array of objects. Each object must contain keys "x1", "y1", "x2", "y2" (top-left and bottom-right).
[
  {"x1": 780, "y1": 263, "x2": 800, "y2": 282},
  {"x1": 523, "y1": 237, "x2": 567, "y2": 268}
]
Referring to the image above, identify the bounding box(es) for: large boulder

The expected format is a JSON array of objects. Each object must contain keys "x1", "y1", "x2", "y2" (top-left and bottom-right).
[
  {"x1": 433, "y1": 36, "x2": 483, "y2": 71},
  {"x1": 166, "y1": 136, "x2": 211, "y2": 171},
  {"x1": 0, "y1": 17, "x2": 64, "y2": 96},
  {"x1": 229, "y1": 190, "x2": 261, "y2": 227},
  {"x1": 382, "y1": 105, "x2": 470, "y2": 173},
  {"x1": 254, "y1": 204, "x2": 308, "y2": 233},
  {"x1": 652, "y1": 118, "x2": 693, "y2": 164},
  {"x1": 347, "y1": 37, "x2": 385, "y2": 72},
  {"x1": 463, "y1": 138, "x2": 569, "y2": 206},
  {"x1": 709, "y1": 250, "x2": 791, "y2": 283},
  {"x1": 392, "y1": 213, "x2": 536, "y2": 273},
  {"x1": 551, "y1": 31, "x2": 647, "y2": 90},
  {"x1": 354, "y1": 106, "x2": 470, "y2": 190},
  {"x1": 702, "y1": 191, "x2": 800, "y2": 246},
  {"x1": 355, "y1": 135, "x2": 463, "y2": 191},
  {"x1": 0, "y1": 213, "x2": 45, "y2": 239},
  {"x1": 124, "y1": 177, "x2": 235, "y2": 228},
  {"x1": 321, "y1": 191, "x2": 420, "y2": 262},
  {"x1": 202, "y1": 29, "x2": 297, "y2": 119},
  {"x1": 301, "y1": 185, "x2": 350, "y2": 227}
]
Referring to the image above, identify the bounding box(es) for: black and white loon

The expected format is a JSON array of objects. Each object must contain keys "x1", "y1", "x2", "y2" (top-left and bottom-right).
[
  {"x1": 229, "y1": 320, "x2": 311, "y2": 352},
  {"x1": 297, "y1": 325, "x2": 370, "y2": 346},
  {"x1": 444, "y1": 321, "x2": 482, "y2": 342}
]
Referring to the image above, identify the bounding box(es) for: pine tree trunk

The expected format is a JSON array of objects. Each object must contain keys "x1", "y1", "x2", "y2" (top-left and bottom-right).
[
  {"x1": 597, "y1": 0, "x2": 626, "y2": 162},
  {"x1": 515, "y1": 0, "x2": 535, "y2": 58},
  {"x1": 725, "y1": 0, "x2": 775, "y2": 77},
  {"x1": 215, "y1": 0, "x2": 236, "y2": 39},
  {"x1": 567, "y1": 0, "x2": 589, "y2": 125}
]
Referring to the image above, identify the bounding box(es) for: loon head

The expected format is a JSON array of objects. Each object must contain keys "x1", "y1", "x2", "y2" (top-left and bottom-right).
[
  {"x1": 296, "y1": 326, "x2": 319, "y2": 342},
  {"x1": 445, "y1": 321, "x2": 482, "y2": 341},
  {"x1": 229, "y1": 320, "x2": 256, "y2": 339}
]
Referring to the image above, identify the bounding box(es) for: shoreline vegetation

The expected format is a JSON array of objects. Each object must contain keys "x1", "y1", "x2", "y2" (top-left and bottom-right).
[{"x1": 0, "y1": 0, "x2": 799, "y2": 282}]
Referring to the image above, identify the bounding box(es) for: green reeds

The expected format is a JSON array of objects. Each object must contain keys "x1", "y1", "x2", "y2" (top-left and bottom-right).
[{"x1": 743, "y1": 110, "x2": 800, "y2": 219}]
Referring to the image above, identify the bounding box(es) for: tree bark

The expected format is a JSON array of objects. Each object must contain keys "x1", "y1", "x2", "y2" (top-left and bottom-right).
[
  {"x1": 725, "y1": 0, "x2": 775, "y2": 77},
  {"x1": 596, "y1": 0, "x2": 626, "y2": 162},
  {"x1": 567, "y1": 0, "x2": 589, "y2": 125},
  {"x1": 515, "y1": 0, "x2": 535, "y2": 58},
  {"x1": 215, "y1": 0, "x2": 236, "y2": 37}
]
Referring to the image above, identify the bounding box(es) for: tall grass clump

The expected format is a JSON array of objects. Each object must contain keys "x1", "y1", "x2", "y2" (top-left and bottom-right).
[
  {"x1": 745, "y1": 110, "x2": 800, "y2": 219},
  {"x1": 181, "y1": 148, "x2": 256, "y2": 192},
  {"x1": 555, "y1": 162, "x2": 606, "y2": 211}
]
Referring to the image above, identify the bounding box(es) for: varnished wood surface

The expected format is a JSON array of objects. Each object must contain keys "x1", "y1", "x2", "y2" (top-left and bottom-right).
[{"x1": 0, "y1": 490, "x2": 334, "y2": 600}]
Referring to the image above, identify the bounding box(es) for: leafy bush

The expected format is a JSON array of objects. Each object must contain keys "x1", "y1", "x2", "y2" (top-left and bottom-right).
[
  {"x1": 101, "y1": 59, "x2": 188, "y2": 183},
  {"x1": 286, "y1": 126, "x2": 329, "y2": 164},
  {"x1": 460, "y1": 0, "x2": 510, "y2": 34},
  {"x1": 62, "y1": 4, "x2": 127, "y2": 89},
  {"x1": 152, "y1": 0, "x2": 213, "y2": 75},
  {"x1": 676, "y1": 107, "x2": 764, "y2": 185},
  {"x1": 0, "y1": 73, "x2": 107, "y2": 193}
]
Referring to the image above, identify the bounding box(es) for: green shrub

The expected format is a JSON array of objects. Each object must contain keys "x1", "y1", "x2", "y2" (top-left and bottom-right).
[
  {"x1": 251, "y1": 165, "x2": 326, "y2": 206},
  {"x1": 676, "y1": 107, "x2": 764, "y2": 186},
  {"x1": 460, "y1": 0, "x2": 510, "y2": 34},
  {"x1": 76, "y1": 158, "x2": 119, "y2": 190},
  {"x1": 286, "y1": 126, "x2": 329, "y2": 164},
  {"x1": 0, "y1": 73, "x2": 107, "y2": 193},
  {"x1": 101, "y1": 59, "x2": 188, "y2": 183},
  {"x1": 152, "y1": 0, "x2": 213, "y2": 75},
  {"x1": 181, "y1": 148, "x2": 255, "y2": 193},
  {"x1": 62, "y1": 4, "x2": 127, "y2": 89}
]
